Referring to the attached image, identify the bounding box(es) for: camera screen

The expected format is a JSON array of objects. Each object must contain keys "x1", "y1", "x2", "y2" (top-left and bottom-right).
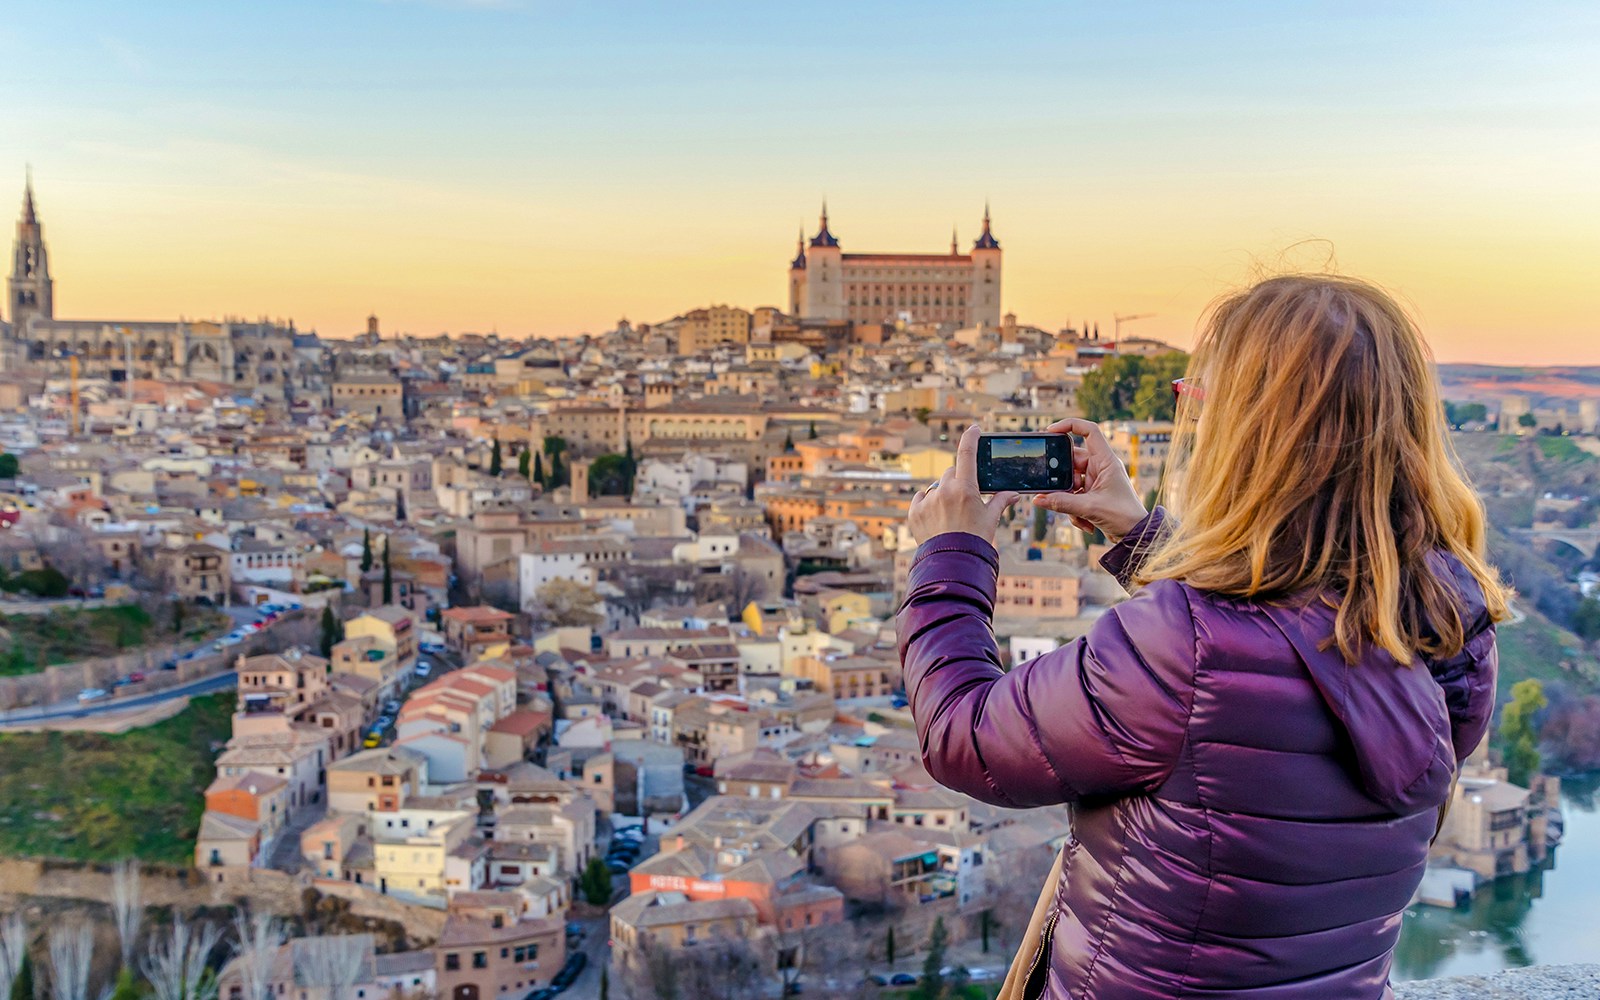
[{"x1": 991, "y1": 437, "x2": 1049, "y2": 480}]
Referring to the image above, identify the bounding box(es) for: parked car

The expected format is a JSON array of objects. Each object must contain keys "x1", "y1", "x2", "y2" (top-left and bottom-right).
[
  {"x1": 613, "y1": 827, "x2": 645, "y2": 841},
  {"x1": 77, "y1": 688, "x2": 109, "y2": 703},
  {"x1": 564, "y1": 921, "x2": 583, "y2": 938},
  {"x1": 384, "y1": 700, "x2": 402, "y2": 715},
  {"x1": 525, "y1": 988, "x2": 560, "y2": 1000},
  {"x1": 864, "y1": 974, "x2": 890, "y2": 987},
  {"x1": 362, "y1": 733, "x2": 382, "y2": 749},
  {"x1": 889, "y1": 973, "x2": 918, "y2": 986},
  {"x1": 161, "y1": 660, "x2": 178, "y2": 671},
  {"x1": 606, "y1": 859, "x2": 629, "y2": 875},
  {"x1": 552, "y1": 953, "x2": 586, "y2": 989},
  {"x1": 415, "y1": 662, "x2": 432, "y2": 677}
]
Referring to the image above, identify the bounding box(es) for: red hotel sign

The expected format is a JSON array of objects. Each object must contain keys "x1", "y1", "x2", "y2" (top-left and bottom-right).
[{"x1": 639, "y1": 874, "x2": 729, "y2": 897}]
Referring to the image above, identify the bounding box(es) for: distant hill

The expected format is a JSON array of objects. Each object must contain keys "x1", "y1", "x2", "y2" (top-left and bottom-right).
[{"x1": 1438, "y1": 364, "x2": 1600, "y2": 407}]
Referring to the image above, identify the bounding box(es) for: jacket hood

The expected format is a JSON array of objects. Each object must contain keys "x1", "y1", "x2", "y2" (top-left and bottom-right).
[{"x1": 1262, "y1": 552, "x2": 1484, "y2": 814}]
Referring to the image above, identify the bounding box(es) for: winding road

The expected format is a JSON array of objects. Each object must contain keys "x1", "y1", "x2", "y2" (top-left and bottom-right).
[{"x1": 0, "y1": 670, "x2": 239, "y2": 725}]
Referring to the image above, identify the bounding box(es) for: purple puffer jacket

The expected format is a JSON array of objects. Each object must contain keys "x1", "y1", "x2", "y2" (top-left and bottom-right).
[{"x1": 897, "y1": 510, "x2": 1497, "y2": 1000}]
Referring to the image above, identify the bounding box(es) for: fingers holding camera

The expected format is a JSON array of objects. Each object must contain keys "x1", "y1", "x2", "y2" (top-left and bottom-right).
[
  {"x1": 1035, "y1": 418, "x2": 1147, "y2": 541},
  {"x1": 907, "y1": 427, "x2": 1021, "y2": 546}
]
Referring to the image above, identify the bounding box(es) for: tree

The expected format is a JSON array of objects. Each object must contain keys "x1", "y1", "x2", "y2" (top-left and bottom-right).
[
  {"x1": 783, "y1": 431, "x2": 795, "y2": 453},
  {"x1": 107, "y1": 970, "x2": 138, "y2": 1000},
  {"x1": 171, "y1": 601, "x2": 186, "y2": 634},
  {"x1": 381, "y1": 540, "x2": 393, "y2": 605},
  {"x1": 291, "y1": 935, "x2": 365, "y2": 1000},
  {"x1": 14, "y1": 568, "x2": 68, "y2": 598},
  {"x1": 488, "y1": 437, "x2": 503, "y2": 477},
  {"x1": 587, "y1": 454, "x2": 633, "y2": 496},
  {"x1": 394, "y1": 489, "x2": 406, "y2": 522},
  {"x1": 912, "y1": 407, "x2": 931, "y2": 425},
  {"x1": 533, "y1": 452, "x2": 546, "y2": 489},
  {"x1": 1518, "y1": 412, "x2": 1538, "y2": 429},
  {"x1": 142, "y1": 918, "x2": 222, "y2": 1000},
  {"x1": 623, "y1": 440, "x2": 637, "y2": 497},
  {"x1": 920, "y1": 917, "x2": 948, "y2": 997},
  {"x1": 808, "y1": 421, "x2": 818, "y2": 439},
  {"x1": 598, "y1": 966, "x2": 608, "y2": 1000},
  {"x1": 360, "y1": 529, "x2": 373, "y2": 574},
  {"x1": 230, "y1": 912, "x2": 283, "y2": 1000},
  {"x1": 319, "y1": 606, "x2": 343, "y2": 658},
  {"x1": 46, "y1": 922, "x2": 94, "y2": 1000},
  {"x1": 1500, "y1": 678, "x2": 1548, "y2": 787},
  {"x1": 1573, "y1": 597, "x2": 1600, "y2": 643},
  {"x1": 1445, "y1": 401, "x2": 1488, "y2": 428},
  {"x1": 1, "y1": 915, "x2": 27, "y2": 1000},
  {"x1": 112, "y1": 860, "x2": 143, "y2": 973},
  {"x1": 518, "y1": 448, "x2": 531, "y2": 480},
  {"x1": 0, "y1": 454, "x2": 17, "y2": 479},
  {"x1": 532, "y1": 579, "x2": 605, "y2": 629},
  {"x1": 1031, "y1": 505, "x2": 1048, "y2": 543},
  {"x1": 543, "y1": 435, "x2": 567, "y2": 458},
  {"x1": 548, "y1": 451, "x2": 568, "y2": 489},
  {"x1": 9, "y1": 952, "x2": 33, "y2": 1000},
  {"x1": 579, "y1": 856, "x2": 613, "y2": 906},
  {"x1": 1079, "y1": 352, "x2": 1189, "y2": 422},
  {"x1": 886, "y1": 926, "x2": 895, "y2": 968}
]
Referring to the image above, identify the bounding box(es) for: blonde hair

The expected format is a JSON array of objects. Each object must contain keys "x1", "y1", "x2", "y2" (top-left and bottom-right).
[{"x1": 1142, "y1": 274, "x2": 1509, "y2": 663}]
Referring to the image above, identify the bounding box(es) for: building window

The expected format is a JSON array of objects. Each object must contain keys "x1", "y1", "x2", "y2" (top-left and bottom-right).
[
  {"x1": 473, "y1": 952, "x2": 488, "y2": 969},
  {"x1": 445, "y1": 954, "x2": 460, "y2": 971}
]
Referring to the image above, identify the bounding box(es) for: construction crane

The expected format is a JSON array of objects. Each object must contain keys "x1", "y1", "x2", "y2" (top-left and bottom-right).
[{"x1": 1113, "y1": 313, "x2": 1155, "y2": 343}]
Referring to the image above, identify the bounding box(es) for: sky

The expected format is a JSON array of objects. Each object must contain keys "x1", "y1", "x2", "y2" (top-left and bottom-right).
[{"x1": 0, "y1": 1, "x2": 1596, "y2": 363}]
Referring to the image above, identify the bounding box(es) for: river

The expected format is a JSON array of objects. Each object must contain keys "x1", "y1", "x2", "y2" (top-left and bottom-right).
[{"x1": 1392, "y1": 773, "x2": 1600, "y2": 981}]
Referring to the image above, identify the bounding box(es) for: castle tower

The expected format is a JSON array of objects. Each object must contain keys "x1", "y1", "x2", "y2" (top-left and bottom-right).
[
  {"x1": 787, "y1": 228, "x2": 806, "y2": 315},
  {"x1": 969, "y1": 203, "x2": 1002, "y2": 328},
  {"x1": 801, "y1": 201, "x2": 843, "y2": 320},
  {"x1": 9, "y1": 172, "x2": 53, "y2": 330}
]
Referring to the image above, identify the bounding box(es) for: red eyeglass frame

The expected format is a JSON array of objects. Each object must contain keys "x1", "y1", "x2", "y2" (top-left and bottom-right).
[{"x1": 1171, "y1": 377, "x2": 1203, "y2": 402}]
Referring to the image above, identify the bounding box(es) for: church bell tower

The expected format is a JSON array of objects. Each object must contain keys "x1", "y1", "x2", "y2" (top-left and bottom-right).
[{"x1": 9, "y1": 171, "x2": 54, "y2": 330}]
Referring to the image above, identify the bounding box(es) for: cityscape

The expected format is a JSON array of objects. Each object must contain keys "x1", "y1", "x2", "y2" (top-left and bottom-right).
[{"x1": 1, "y1": 3, "x2": 1599, "y2": 1000}]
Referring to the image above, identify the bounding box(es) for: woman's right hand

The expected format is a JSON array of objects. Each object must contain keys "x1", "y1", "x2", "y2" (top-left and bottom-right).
[{"x1": 1032, "y1": 418, "x2": 1149, "y2": 542}]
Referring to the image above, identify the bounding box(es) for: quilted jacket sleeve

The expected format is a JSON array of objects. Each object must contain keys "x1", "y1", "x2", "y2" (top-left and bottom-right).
[
  {"x1": 896, "y1": 515, "x2": 1199, "y2": 808},
  {"x1": 1428, "y1": 616, "x2": 1499, "y2": 765}
]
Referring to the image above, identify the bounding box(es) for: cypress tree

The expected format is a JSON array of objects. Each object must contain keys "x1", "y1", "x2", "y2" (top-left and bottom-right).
[
  {"x1": 808, "y1": 421, "x2": 818, "y2": 439},
  {"x1": 533, "y1": 452, "x2": 546, "y2": 488},
  {"x1": 550, "y1": 451, "x2": 566, "y2": 489},
  {"x1": 319, "y1": 605, "x2": 341, "y2": 657},
  {"x1": 489, "y1": 437, "x2": 503, "y2": 477},
  {"x1": 382, "y1": 539, "x2": 393, "y2": 605},
  {"x1": 12, "y1": 952, "x2": 34, "y2": 1000},
  {"x1": 360, "y1": 528, "x2": 373, "y2": 573},
  {"x1": 518, "y1": 448, "x2": 531, "y2": 480},
  {"x1": 783, "y1": 430, "x2": 795, "y2": 453}
]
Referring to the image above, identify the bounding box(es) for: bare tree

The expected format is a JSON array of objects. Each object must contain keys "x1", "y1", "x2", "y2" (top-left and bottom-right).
[
  {"x1": 678, "y1": 933, "x2": 762, "y2": 1000},
  {"x1": 230, "y1": 911, "x2": 284, "y2": 1000},
  {"x1": 143, "y1": 918, "x2": 223, "y2": 1000},
  {"x1": 721, "y1": 566, "x2": 768, "y2": 619},
  {"x1": 46, "y1": 922, "x2": 95, "y2": 1000},
  {"x1": 291, "y1": 935, "x2": 368, "y2": 1000},
  {"x1": 111, "y1": 861, "x2": 143, "y2": 973},
  {"x1": 0, "y1": 913, "x2": 28, "y2": 1000}
]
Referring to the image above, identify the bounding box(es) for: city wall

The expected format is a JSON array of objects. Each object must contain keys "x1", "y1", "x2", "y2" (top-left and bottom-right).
[
  {"x1": 0, "y1": 857, "x2": 445, "y2": 945},
  {"x1": 0, "y1": 608, "x2": 315, "y2": 713}
]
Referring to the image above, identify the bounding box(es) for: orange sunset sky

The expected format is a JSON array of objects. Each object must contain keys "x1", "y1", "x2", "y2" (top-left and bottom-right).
[{"x1": 2, "y1": 2, "x2": 1596, "y2": 363}]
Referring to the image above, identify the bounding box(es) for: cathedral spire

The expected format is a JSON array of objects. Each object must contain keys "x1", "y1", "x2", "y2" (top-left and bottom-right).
[
  {"x1": 790, "y1": 226, "x2": 807, "y2": 269},
  {"x1": 951, "y1": 226, "x2": 958, "y2": 255},
  {"x1": 22, "y1": 167, "x2": 36, "y2": 225}
]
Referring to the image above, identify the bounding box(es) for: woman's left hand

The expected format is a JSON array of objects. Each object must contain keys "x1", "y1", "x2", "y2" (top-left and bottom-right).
[{"x1": 908, "y1": 424, "x2": 1021, "y2": 546}]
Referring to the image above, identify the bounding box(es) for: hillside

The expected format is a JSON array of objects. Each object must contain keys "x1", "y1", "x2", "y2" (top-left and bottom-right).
[{"x1": 0, "y1": 693, "x2": 233, "y2": 863}]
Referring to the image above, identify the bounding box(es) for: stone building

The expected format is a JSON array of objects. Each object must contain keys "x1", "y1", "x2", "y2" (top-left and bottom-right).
[
  {"x1": 1, "y1": 176, "x2": 308, "y2": 396},
  {"x1": 787, "y1": 203, "x2": 1002, "y2": 329}
]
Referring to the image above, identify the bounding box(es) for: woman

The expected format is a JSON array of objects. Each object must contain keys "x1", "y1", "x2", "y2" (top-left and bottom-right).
[{"x1": 899, "y1": 275, "x2": 1505, "y2": 999}]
